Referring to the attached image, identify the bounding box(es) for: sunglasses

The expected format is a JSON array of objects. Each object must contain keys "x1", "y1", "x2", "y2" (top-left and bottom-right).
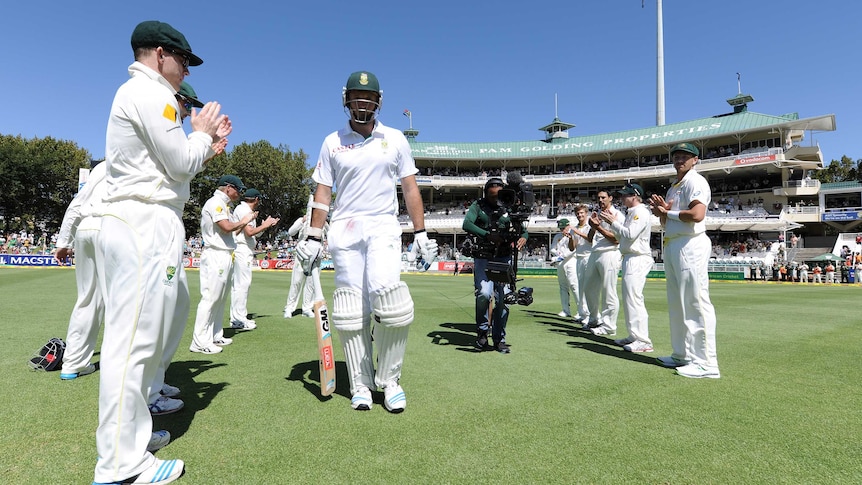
[
  {"x1": 227, "y1": 184, "x2": 246, "y2": 195},
  {"x1": 175, "y1": 95, "x2": 193, "y2": 112},
  {"x1": 165, "y1": 48, "x2": 190, "y2": 69}
]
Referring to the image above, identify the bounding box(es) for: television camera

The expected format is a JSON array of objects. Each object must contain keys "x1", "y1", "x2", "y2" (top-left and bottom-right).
[{"x1": 460, "y1": 172, "x2": 535, "y2": 306}]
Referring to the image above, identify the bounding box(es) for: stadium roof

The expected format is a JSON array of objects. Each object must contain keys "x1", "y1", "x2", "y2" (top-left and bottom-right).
[{"x1": 408, "y1": 111, "x2": 836, "y2": 161}]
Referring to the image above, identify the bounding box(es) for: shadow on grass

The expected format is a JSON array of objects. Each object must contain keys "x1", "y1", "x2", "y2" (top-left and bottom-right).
[
  {"x1": 567, "y1": 335, "x2": 665, "y2": 368},
  {"x1": 155, "y1": 359, "x2": 229, "y2": 440},
  {"x1": 428, "y1": 322, "x2": 486, "y2": 353},
  {"x1": 285, "y1": 360, "x2": 350, "y2": 402},
  {"x1": 530, "y1": 313, "x2": 665, "y2": 368}
]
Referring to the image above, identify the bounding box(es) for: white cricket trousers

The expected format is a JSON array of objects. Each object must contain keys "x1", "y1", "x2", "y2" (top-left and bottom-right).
[
  {"x1": 284, "y1": 258, "x2": 315, "y2": 315},
  {"x1": 192, "y1": 248, "x2": 234, "y2": 348},
  {"x1": 230, "y1": 244, "x2": 254, "y2": 323},
  {"x1": 585, "y1": 249, "x2": 621, "y2": 331},
  {"x1": 556, "y1": 257, "x2": 579, "y2": 316},
  {"x1": 329, "y1": 215, "x2": 404, "y2": 390},
  {"x1": 574, "y1": 255, "x2": 590, "y2": 320},
  {"x1": 96, "y1": 201, "x2": 186, "y2": 482},
  {"x1": 663, "y1": 233, "x2": 718, "y2": 368},
  {"x1": 621, "y1": 253, "x2": 654, "y2": 345},
  {"x1": 61, "y1": 216, "x2": 103, "y2": 374}
]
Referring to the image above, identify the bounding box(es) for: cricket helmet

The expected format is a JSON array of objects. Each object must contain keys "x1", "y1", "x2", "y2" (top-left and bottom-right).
[{"x1": 342, "y1": 71, "x2": 383, "y2": 124}]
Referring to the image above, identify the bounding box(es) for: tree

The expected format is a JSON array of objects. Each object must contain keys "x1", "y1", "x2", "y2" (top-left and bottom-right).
[
  {"x1": 0, "y1": 134, "x2": 91, "y2": 233},
  {"x1": 815, "y1": 155, "x2": 859, "y2": 183},
  {"x1": 185, "y1": 141, "x2": 312, "y2": 240}
]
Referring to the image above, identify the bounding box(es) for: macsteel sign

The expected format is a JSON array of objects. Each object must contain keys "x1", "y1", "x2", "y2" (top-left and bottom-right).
[{"x1": 0, "y1": 255, "x2": 62, "y2": 267}]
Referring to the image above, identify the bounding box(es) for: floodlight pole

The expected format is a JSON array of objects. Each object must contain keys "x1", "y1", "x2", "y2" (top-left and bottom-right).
[{"x1": 656, "y1": 0, "x2": 665, "y2": 126}]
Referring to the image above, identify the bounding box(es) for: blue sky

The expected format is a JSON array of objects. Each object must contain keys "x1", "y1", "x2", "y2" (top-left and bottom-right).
[{"x1": 1, "y1": 1, "x2": 858, "y2": 166}]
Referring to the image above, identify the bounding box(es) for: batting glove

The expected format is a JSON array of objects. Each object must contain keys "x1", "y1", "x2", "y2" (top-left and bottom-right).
[
  {"x1": 296, "y1": 238, "x2": 322, "y2": 273},
  {"x1": 414, "y1": 231, "x2": 438, "y2": 263}
]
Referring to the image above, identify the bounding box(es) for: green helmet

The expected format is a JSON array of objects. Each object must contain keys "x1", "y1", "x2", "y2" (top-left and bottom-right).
[
  {"x1": 345, "y1": 71, "x2": 380, "y2": 93},
  {"x1": 342, "y1": 71, "x2": 383, "y2": 124}
]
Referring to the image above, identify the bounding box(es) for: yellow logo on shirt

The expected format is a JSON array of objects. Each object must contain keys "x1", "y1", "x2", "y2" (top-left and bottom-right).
[
  {"x1": 216, "y1": 206, "x2": 224, "y2": 214},
  {"x1": 163, "y1": 104, "x2": 177, "y2": 122},
  {"x1": 634, "y1": 215, "x2": 639, "y2": 220}
]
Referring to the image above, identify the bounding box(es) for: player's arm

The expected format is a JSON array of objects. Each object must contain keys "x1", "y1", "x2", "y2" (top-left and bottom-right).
[
  {"x1": 244, "y1": 216, "x2": 279, "y2": 237},
  {"x1": 309, "y1": 184, "x2": 331, "y2": 232},
  {"x1": 401, "y1": 175, "x2": 425, "y2": 232},
  {"x1": 662, "y1": 200, "x2": 706, "y2": 223},
  {"x1": 216, "y1": 211, "x2": 256, "y2": 234}
]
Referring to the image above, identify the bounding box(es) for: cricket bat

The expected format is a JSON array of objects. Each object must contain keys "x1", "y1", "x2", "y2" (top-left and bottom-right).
[{"x1": 314, "y1": 300, "x2": 336, "y2": 396}]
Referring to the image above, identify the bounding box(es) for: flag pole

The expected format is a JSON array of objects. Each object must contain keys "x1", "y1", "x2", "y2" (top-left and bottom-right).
[{"x1": 656, "y1": 0, "x2": 665, "y2": 126}]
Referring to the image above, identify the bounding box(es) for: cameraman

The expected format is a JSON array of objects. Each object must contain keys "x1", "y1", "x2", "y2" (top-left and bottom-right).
[{"x1": 462, "y1": 178, "x2": 528, "y2": 353}]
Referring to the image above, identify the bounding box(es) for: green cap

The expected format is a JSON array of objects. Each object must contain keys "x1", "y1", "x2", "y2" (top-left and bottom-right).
[
  {"x1": 618, "y1": 182, "x2": 644, "y2": 197},
  {"x1": 557, "y1": 218, "x2": 570, "y2": 229},
  {"x1": 243, "y1": 188, "x2": 262, "y2": 199},
  {"x1": 670, "y1": 142, "x2": 699, "y2": 157},
  {"x1": 345, "y1": 71, "x2": 380, "y2": 93},
  {"x1": 131, "y1": 20, "x2": 203, "y2": 66},
  {"x1": 217, "y1": 174, "x2": 245, "y2": 191},
  {"x1": 177, "y1": 82, "x2": 204, "y2": 108}
]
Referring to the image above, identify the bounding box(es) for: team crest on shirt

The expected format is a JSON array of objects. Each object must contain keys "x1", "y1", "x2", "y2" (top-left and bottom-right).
[
  {"x1": 634, "y1": 215, "x2": 639, "y2": 220},
  {"x1": 163, "y1": 104, "x2": 178, "y2": 122},
  {"x1": 381, "y1": 141, "x2": 388, "y2": 150},
  {"x1": 216, "y1": 205, "x2": 224, "y2": 214},
  {"x1": 163, "y1": 265, "x2": 176, "y2": 287}
]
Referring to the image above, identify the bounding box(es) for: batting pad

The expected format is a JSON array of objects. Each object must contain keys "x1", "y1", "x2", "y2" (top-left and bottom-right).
[
  {"x1": 374, "y1": 323, "x2": 409, "y2": 389},
  {"x1": 372, "y1": 282, "x2": 414, "y2": 389},
  {"x1": 371, "y1": 282, "x2": 414, "y2": 328},
  {"x1": 339, "y1": 329, "x2": 375, "y2": 395},
  {"x1": 331, "y1": 287, "x2": 365, "y2": 331}
]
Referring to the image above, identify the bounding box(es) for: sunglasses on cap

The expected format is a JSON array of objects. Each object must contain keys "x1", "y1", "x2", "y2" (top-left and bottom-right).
[
  {"x1": 226, "y1": 184, "x2": 245, "y2": 194},
  {"x1": 175, "y1": 95, "x2": 193, "y2": 112}
]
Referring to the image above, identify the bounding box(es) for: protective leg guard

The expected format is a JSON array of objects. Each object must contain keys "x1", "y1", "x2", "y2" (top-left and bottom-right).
[
  {"x1": 372, "y1": 282, "x2": 414, "y2": 389},
  {"x1": 332, "y1": 287, "x2": 375, "y2": 396}
]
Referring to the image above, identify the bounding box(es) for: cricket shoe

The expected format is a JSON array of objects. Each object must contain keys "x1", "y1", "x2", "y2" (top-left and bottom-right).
[
  {"x1": 189, "y1": 343, "x2": 222, "y2": 354},
  {"x1": 614, "y1": 336, "x2": 636, "y2": 346},
  {"x1": 495, "y1": 341, "x2": 511, "y2": 354},
  {"x1": 122, "y1": 458, "x2": 185, "y2": 484},
  {"x1": 147, "y1": 430, "x2": 171, "y2": 452},
  {"x1": 302, "y1": 310, "x2": 315, "y2": 318},
  {"x1": 676, "y1": 363, "x2": 721, "y2": 379},
  {"x1": 383, "y1": 384, "x2": 406, "y2": 413},
  {"x1": 229, "y1": 320, "x2": 257, "y2": 331},
  {"x1": 590, "y1": 326, "x2": 615, "y2": 336},
  {"x1": 582, "y1": 320, "x2": 598, "y2": 331},
  {"x1": 557, "y1": 311, "x2": 571, "y2": 318},
  {"x1": 213, "y1": 337, "x2": 233, "y2": 346},
  {"x1": 160, "y1": 383, "x2": 181, "y2": 398},
  {"x1": 623, "y1": 341, "x2": 654, "y2": 353},
  {"x1": 656, "y1": 355, "x2": 689, "y2": 368},
  {"x1": 283, "y1": 308, "x2": 293, "y2": 319},
  {"x1": 149, "y1": 396, "x2": 184, "y2": 416},
  {"x1": 351, "y1": 387, "x2": 373, "y2": 411},
  {"x1": 60, "y1": 363, "x2": 97, "y2": 380}
]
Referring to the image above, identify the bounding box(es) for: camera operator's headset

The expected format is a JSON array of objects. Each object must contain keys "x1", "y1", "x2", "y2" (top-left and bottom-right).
[{"x1": 484, "y1": 177, "x2": 504, "y2": 196}]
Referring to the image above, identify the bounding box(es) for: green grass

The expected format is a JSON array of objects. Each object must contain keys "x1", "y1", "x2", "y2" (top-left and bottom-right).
[{"x1": 1, "y1": 268, "x2": 861, "y2": 484}]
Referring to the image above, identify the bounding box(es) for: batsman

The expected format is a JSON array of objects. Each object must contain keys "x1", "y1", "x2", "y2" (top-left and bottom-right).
[{"x1": 297, "y1": 70, "x2": 436, "y2": 413}]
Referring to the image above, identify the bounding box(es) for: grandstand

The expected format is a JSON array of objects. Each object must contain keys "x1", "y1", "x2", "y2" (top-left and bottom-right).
[{"x1": 393, "y1": 93, "x2": 862, "y2": 270}]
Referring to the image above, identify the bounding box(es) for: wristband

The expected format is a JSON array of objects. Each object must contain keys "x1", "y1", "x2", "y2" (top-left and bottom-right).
[
  {"x1": 311, "y1": 202, "x2": 330, "y2": 212},
  {"x1": 414, "y1": 229, "x2": 426, "y2": 234},
  {"x1": 307, "y1": 226, "x2": 323, "y2": 238},
  {"x1": 666, "y1": 210, "x2": 681, "y2": 221},
  {"x1": 307, "y1": 235, "x2": 321, "y2": 242}
]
